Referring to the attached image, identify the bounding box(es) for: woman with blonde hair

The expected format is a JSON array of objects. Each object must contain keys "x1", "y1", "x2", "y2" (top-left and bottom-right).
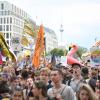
[{"x1": 76, "y1": 84, "x2": 97, "y2": 100}]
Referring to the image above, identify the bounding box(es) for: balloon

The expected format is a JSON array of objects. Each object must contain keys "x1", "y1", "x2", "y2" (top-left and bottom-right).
[{"x1": 67, "y1": 44, "x2": 83, "y2": 66}]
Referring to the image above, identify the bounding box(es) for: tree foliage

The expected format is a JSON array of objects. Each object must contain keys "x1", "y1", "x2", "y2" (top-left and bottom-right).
[
  {"x1": 50, "y1": 48, "x2": 68, "y2": 56},
  {"x1": 76, "y1": 46, "x2": 88, "y2": 58},
  {"x1": 50, "y1": 46, "x2": 87, "y2": 58}
]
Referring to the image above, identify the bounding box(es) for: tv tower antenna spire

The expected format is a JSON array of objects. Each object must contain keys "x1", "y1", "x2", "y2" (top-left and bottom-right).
[{"x1": 60, "y1": 24, "x2": 64, "y2": 45}]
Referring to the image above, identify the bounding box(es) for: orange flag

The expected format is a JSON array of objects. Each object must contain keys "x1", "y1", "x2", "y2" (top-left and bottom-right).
[{"x1": 32, "y1": 24, "x2": 44, "y2": 68}]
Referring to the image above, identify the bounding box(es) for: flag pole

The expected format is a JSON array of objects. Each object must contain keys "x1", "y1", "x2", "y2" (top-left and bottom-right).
[{"x1": 43, "y1": 36, "x2": 46, "y2": 68}]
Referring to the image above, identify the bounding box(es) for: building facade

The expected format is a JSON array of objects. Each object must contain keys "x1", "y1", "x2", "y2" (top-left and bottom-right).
[
  {"x1": 0, "y1": 1, "x2": 30, "y2": 54},
  {"x1": 45, "y1": 28, "x2": 58, "y2": 53},
  {"x1": 0, "y1": 1, "x2": 58, "y2": 55}
]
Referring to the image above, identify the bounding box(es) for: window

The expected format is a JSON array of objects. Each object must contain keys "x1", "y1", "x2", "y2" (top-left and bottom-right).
[
  {"x1": 7, "y1": 17, "x2": 9, "y2": 24},
  {"x1": 6, "y1": 25, "x2": 9, "y2": 31},
  {"x1": 5, "y1": 11, "x2": 7, "y2": 15},
  {"x1": 1, "y1": 11, "x2": 3, "y2": 15},
  {"x1": 10, "y1": 25, "x2": 12, "y2": 31},
  {"x1": 15, "y1": 6, "x2": 16, "y2": 12},
  {"x1": 0, "y1": 18, "x2": 2, "y2": 24},
  {"x1": 10, "y1": 17, "x2": 12, "y2": 23},
  {"x1": 3, "y1": 11, "x2": 6, "y2": 15},
  {"x1": 0, "y1": 25, "x2": 2, "y2": 31},
  {"x1": 5, "y1": 11, "x2": 9, "y2": 15},
  {"x1": 12, "y1": 4, "x2": 13, "y2": 10},
  {"x1": 6, "y1": 33, "x2": 9, "y2": 38},
  {"x1": 2, "y1": 18, "x2": 4, "y2": 24},
  {"x1": 8, "y1": 11, "x2": 10, "y2": 15},
  {"x1": 20, "y1": 9, "x2": 21, "y2": 15},
  {"x1": 10, "y1": 33, "x2": 11, "y2": 38},
  {"x1": 1, "y1": 3, "x2": 4, "y2": 10},
  {"x1": 4, "y1": 18, "x2": 6, "y2": 23},
  {"x1": 18, "y1": 20, "x2": 19, "y2": 25},
  {"x1": 0, "y1": 18, "x2": 1, "y2": 24},
  {"x1": 3, "y1": 25, "x2": 5, "y2": 31}
]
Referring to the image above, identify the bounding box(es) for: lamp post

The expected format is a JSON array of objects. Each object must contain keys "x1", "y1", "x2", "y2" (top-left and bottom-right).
[{"x1": 60, "y1": 24, "x2": 64, "y2": 45}]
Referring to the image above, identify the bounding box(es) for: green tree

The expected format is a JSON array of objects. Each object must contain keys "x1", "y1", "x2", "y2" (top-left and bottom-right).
[
  {"x1": 50, "y1": 48, "x2": 68, "y2": 56},
  {"x1": 76, "y1": 46, "x2": 88, "y2": 58}
]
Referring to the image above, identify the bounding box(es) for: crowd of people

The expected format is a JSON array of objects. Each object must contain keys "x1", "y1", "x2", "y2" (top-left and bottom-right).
[{"x1": 0, "y1": 57, "x2": 100, "y2": 100}]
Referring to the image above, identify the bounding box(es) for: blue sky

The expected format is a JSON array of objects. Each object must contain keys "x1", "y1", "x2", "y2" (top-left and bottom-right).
[{"x1": 4, "y1": 0, "x2": 100, "y2": 48}]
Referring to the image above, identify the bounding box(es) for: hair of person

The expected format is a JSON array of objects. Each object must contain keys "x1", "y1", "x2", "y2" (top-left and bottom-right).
[
  {"x1": 12, "y1": 87, "x2": 24, "y2": 100},
  {"x1": 81, "y1": 67, "x2": 89, "y2": 77},
  {"x1": 98, "y1": 75, "x2": 100, "y2": 80},
  {"x1": 88, "y1": 79, "x2": 96, "y2": 92},
  {"x1": 14, "y1": 86, "x2": 23, "y2": 92},
  {"x1": 34, "y1": 81, "x2": 47, "y2": 97},
  {"x1": 0, "y1": 80, "x2": 10, "y2": 94},
  {"x1": 72, "y1": 63, "x2": 81, "y2": 68},
  {"x1": 21, "y1": 69, "x2": 29, "y2": 79},
  {"x1": 10, "y1": 76, "x2": 18, "y2": 82},
  {"x1": 34, "y1": 70, "x2": 40, "y2": 76},
  {"x1": 40, "y1": 67, "x2": 51, "y2": 76},
  {"x1": 77, "y1": 84, "x2": 96, "y2": 100},
  {"x1": 51, "y1": 68, "x2": 63, "y2": 76}
]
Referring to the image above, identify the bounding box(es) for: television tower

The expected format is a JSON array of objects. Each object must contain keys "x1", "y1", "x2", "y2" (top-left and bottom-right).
[{"x1": 60, "y1": 24, "x2": 64, "y2": 45}]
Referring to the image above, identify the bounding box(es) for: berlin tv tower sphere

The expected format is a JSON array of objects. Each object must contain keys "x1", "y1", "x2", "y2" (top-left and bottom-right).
[{"x1": 60, "y1": 24, "x2": 64, "y2": 32}]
